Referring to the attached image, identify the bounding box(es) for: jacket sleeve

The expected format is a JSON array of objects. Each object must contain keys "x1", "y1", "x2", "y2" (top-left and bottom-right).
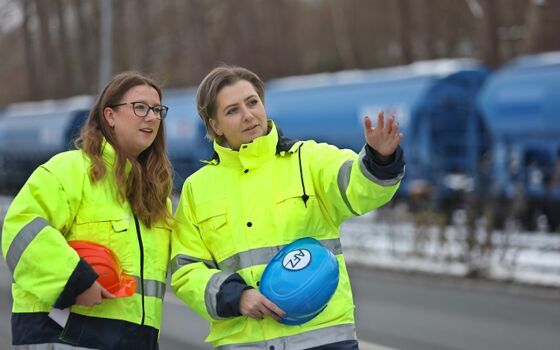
[
  {"x1": 1, "y1": 154, "x2": 97, "y2": 308},
  {"x1": 305, "y1": 141, "x2": 405, "y2": 225},
  {"x1": 171, "y1": 180, "x2": 248, "y2": 322}
]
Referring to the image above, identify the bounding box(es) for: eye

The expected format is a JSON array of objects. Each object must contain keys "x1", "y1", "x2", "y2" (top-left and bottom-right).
[
  {"x1": 134, "y1": 103, "x2": 149, "y2": 113},
  {"x1": 153, "y1": 106, "x2": 163, "y2": 114},
  {"x1": 226, "y1": 107, "x2": 238, "y2": 115},
  {"x1": 248, "y1": 99, "x2": 258, "y2": 107}
]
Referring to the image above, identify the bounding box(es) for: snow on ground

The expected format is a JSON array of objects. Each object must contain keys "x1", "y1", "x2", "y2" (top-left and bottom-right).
[{"x1": 341, "y1": 211, "x2": 560, "y2": 288}]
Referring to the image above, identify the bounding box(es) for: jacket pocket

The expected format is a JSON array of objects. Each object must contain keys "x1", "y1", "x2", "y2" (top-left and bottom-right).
[
  {"x1": 195, "y1": 199, "x2": 234, "y2": 262},
  {"x1": 70, "y1": 206, "x2": 132, "y2": 268},
  {"x1": 273, "y1": 181, "x2": 328, "y2": 240}
]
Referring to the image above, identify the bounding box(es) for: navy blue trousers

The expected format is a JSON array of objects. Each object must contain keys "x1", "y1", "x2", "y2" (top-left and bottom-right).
[{"x1": 306, "y1": 340, "x2": 359, "y2": 350}]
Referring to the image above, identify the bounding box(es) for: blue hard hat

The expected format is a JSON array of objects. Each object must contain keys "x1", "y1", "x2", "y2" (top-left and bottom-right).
[{"x1": 259, "y1": 237, "x2": 339, "y2": 325}]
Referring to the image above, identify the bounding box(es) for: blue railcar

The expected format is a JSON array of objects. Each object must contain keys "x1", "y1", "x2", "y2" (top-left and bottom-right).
[
  {"x1": 163, "y1": 88, "x2": 212, "y2": 190},
  {"x1": 265, "y1": 59, "x2": 489, "y2": 201},
  {"x1": 477, "y1": 51, "x2": 560, "y2": 230},
  {"x1": 0, "y1": 97, "x2": 92, "y2": 191},
  {"x1": 0, "y1": 90, "x2": 211, "y2": 193},
  {"x1": 2, "y1": 55, "x2": 558, "y2": 231}
]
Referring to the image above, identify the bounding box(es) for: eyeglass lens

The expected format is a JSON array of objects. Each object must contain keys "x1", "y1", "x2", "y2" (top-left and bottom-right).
[{"x1": 132, "y1": 102, "x2": 168, "y2": 118}]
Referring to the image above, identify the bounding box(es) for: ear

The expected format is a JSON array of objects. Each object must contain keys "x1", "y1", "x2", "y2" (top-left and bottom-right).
[
  {"x1": 103, "y1": 107, "x2": 115, "y2": 128},
  {"x1": 209, "y1": 118, "x2": 223, "y2": 136}
]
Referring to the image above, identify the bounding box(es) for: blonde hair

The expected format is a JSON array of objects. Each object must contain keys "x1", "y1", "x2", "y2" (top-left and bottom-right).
[
  {"x1": 75, "y1": 71, "x2": 172, "y2": 227},
  {"x1": 196, "y1": 65, "x2": 264, "y2": 141}
]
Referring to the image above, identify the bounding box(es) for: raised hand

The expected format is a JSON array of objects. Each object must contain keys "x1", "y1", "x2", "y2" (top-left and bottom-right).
[
  {"x1": 239, "y1": 289, "x2": 285, "y2": 321},
  {"x1": 363, "y1": 111, "x2": 404, "y2": 157}
]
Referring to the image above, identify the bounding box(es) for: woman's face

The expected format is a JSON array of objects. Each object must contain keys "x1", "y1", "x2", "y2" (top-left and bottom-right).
[
  {"x1": 104, "y1": 84, "x2": 162, "y2": 158},
  {"x1": 210, "y1": 80, "x2": 267, "y2": 150}
]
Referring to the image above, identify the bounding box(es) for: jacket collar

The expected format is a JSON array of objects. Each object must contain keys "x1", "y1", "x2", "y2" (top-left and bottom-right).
[
  {"x1": 208, "y1": 120, "x2": 299, "y2": 169},
  {"x1": 276, "y1": 126, "x2": 299, "y2": 154},
  {"x1": 100, "y1": 139, "x2": 132, "y2": 175}
]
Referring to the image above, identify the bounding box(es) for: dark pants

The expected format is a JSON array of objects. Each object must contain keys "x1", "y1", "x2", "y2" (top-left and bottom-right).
[{"x1": 306, "y1": 340, "x2": 359, "y2": 350}]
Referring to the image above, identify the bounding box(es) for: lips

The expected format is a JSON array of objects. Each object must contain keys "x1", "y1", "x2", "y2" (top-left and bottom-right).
[
  {"x1": 243, "y1": 125, "x2": 259, "y2": 132},
  {"x1": 139, "y1": 128, "x2": 153, "y2": 133}
]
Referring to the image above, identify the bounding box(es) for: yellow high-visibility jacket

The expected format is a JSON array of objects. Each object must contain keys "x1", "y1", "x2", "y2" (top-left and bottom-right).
[
  {"x1": 171, "y1": 121, "x2": 404, "y2": 349},
  {"x1": 1, "y1": 142, "x2": 171, "y2": 350}
]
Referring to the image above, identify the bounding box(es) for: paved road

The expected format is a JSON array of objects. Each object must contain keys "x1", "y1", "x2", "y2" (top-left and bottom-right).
[{"x1": 350, "y1": 267, "x2": 560, "y2": 350}]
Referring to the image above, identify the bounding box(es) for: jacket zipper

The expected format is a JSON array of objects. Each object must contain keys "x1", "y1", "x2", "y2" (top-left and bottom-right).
[
  {"x1": 134, "y1": 215, "x2": 146, "y2": 325},
  {"x1": 297, "y1": 143, "x2": 309, "y2": 207}
]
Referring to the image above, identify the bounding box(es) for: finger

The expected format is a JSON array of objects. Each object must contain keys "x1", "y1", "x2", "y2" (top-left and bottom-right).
[
  {"x1": 363, "y1": 116, "x2": 373, "y2": 131},
  {"x1": 384, "y1": 115, "x2": 396, "y2": 133},
  {"x1": 388, "y1": 116, "x2": 400, "y2": 135},
  {"x1": 377, "y1": 111, "x2": 385, "y2": 130},
  {"x1": 251, "y1": 310, "x2": 264, "y2": 320},
  {"x1": 390, "y1": 132, "x2": 404, "y2": 149},
  {"x1": 262, "y1": 300, "x2": 286, "y2": 319},
  {"x1": 101, "y1": 288, "x2": 116, "y2": 299},
  {"x1": 261, "y1": 305, "x2": 281, "y2": 321}
]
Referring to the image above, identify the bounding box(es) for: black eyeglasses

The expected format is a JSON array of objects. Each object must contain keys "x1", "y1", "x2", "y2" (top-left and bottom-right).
[{"x1": 109, "y1": 101, "x2": 169, "y2": 119}]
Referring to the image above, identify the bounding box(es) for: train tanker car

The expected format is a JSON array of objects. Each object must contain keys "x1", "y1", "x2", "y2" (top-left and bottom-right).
[
  {"x1": 0, "y1": 96, "x2": 92, "y2": 192},
  {"x1": 477, "y1": 51, "x2": 560, "y2": 231},
  {"x1": 264, "y1": 59, "x2": 490, "y2": 209}
]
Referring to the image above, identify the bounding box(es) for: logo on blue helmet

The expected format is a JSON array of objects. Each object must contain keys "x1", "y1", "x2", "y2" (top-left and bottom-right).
[{"x1": 282, "y1": 249, "x2": 311, "y2": 271}]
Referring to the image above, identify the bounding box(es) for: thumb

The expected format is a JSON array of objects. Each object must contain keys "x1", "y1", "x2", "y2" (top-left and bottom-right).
[{"x1": 101, "y1": 287, "x2": 116, "y2": 299}]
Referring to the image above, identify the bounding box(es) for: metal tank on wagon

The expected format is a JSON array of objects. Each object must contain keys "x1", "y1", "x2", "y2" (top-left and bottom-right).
[
  {"x1": 477, "y1": 51, "x2": 560, "y2": 232},
  {"x1": 162, "y1": 87, "x2": 212, "y2": 191},
  {"x1": 264, "y1": 59, "x2": 490, "y2": 221},
  {"x1": 0, "y1": 96, "x2": 92, "y2": 193}
]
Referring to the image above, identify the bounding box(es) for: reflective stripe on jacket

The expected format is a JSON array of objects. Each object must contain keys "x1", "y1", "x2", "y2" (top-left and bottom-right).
[
  {"x1": 171, "y1": 121, "x2": 403, "y2": 349},
  {"x1": 1, "y1": 142, "x2": 171, "y2": 349}
]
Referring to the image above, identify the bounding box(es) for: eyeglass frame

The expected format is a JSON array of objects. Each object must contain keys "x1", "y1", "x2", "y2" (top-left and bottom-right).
[{"x1": 108, "y1": 101, "x2": 169, "y2": 119}]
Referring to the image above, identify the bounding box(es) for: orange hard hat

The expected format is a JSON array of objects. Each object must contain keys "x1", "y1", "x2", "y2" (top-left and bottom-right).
[{"x1": 68, "y1": 240, "x2": 136, "y2": 298}]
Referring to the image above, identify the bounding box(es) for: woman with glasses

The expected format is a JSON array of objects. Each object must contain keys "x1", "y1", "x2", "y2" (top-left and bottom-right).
[
  {"x1": 171, "y1": 65, "x2": 405, "y2": 349},
  {"x1": 2, "y1": 71, "x2": 173, "y2": 350}
]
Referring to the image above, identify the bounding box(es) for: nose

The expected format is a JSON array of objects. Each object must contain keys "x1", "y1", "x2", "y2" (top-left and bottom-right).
[
  {"x1": 145, "y1": 109, "x2": 160, "y2": 122},
  {"x1": 240, "y1": 105, "x2": 254, "y2": 120}
]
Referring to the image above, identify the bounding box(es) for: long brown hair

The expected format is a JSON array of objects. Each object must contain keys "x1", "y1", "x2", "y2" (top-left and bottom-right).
[
  {"x1": 196, "y1": 65, "x2": 265, "y2": 141},
  {"x1": 75, "y1": 71, "x2": 173, "y2": 227}
]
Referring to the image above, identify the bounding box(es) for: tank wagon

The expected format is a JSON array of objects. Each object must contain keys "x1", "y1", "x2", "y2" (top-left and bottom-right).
[
  {"x1": 264, "y1": 59, "x2": 490, "y2": 208},
  {"x1": 477, "y1": 51, "x2": 560, "y2": 230},
  {"x1": 0, "y1": 96, "x2": 91, "y2": 192},
  {"x1": 2, "y1": 54, "x2": 559, "y2": 233},
  {"x1": 163, "y1": 87, "x2": 212, "y2": 190}
]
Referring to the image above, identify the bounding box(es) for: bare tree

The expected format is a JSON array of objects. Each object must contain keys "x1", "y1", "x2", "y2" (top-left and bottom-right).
[
  {"x1": 481, "y1": 0, "x2": 500, "y2": 67},
  {"x1": 2, "y1": 0, "x2": 560, "y2": 104},
  {"x1": 54, "y1": 0, "x2": 73, "y2": 95},
  {"x1": 329, "y1": 0, "x2": 357, "y2": 69},
  {"x1": 20, "y1": 0, "x2": 38, "y2": 100},
  {"x1": 71, "y1": 0, "x2": 98, "y2": 93},
  {"x1": 421, "y1": 0, "x2": 437, "y2": 59},
  {"x1": 34, "y1": 0, "x2": 57, "y2": 96},
  {"x1": 396, "y1": 0, "x2": 413, "y2": 64},
  {"x1": 524, "y1": 0, "x2": 560, "y2": 53}
]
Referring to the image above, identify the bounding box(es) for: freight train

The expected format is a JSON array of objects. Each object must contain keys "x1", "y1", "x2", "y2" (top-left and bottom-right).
[{"x1": 1, "y1": 53, "x2": 559, "y2": 231}]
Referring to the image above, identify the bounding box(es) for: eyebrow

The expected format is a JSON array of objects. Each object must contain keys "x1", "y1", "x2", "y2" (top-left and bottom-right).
[
  {"x1": 130, "y1": 100, "x2": 162, "y2": 105},
  {"x1": 221, "y1": 94, "x2": 258, "y2": 113}
]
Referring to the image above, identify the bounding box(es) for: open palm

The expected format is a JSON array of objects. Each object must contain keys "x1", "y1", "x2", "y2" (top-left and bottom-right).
[{"x1": 363, "y1": 111, "x2": 403, "y2": 157}]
